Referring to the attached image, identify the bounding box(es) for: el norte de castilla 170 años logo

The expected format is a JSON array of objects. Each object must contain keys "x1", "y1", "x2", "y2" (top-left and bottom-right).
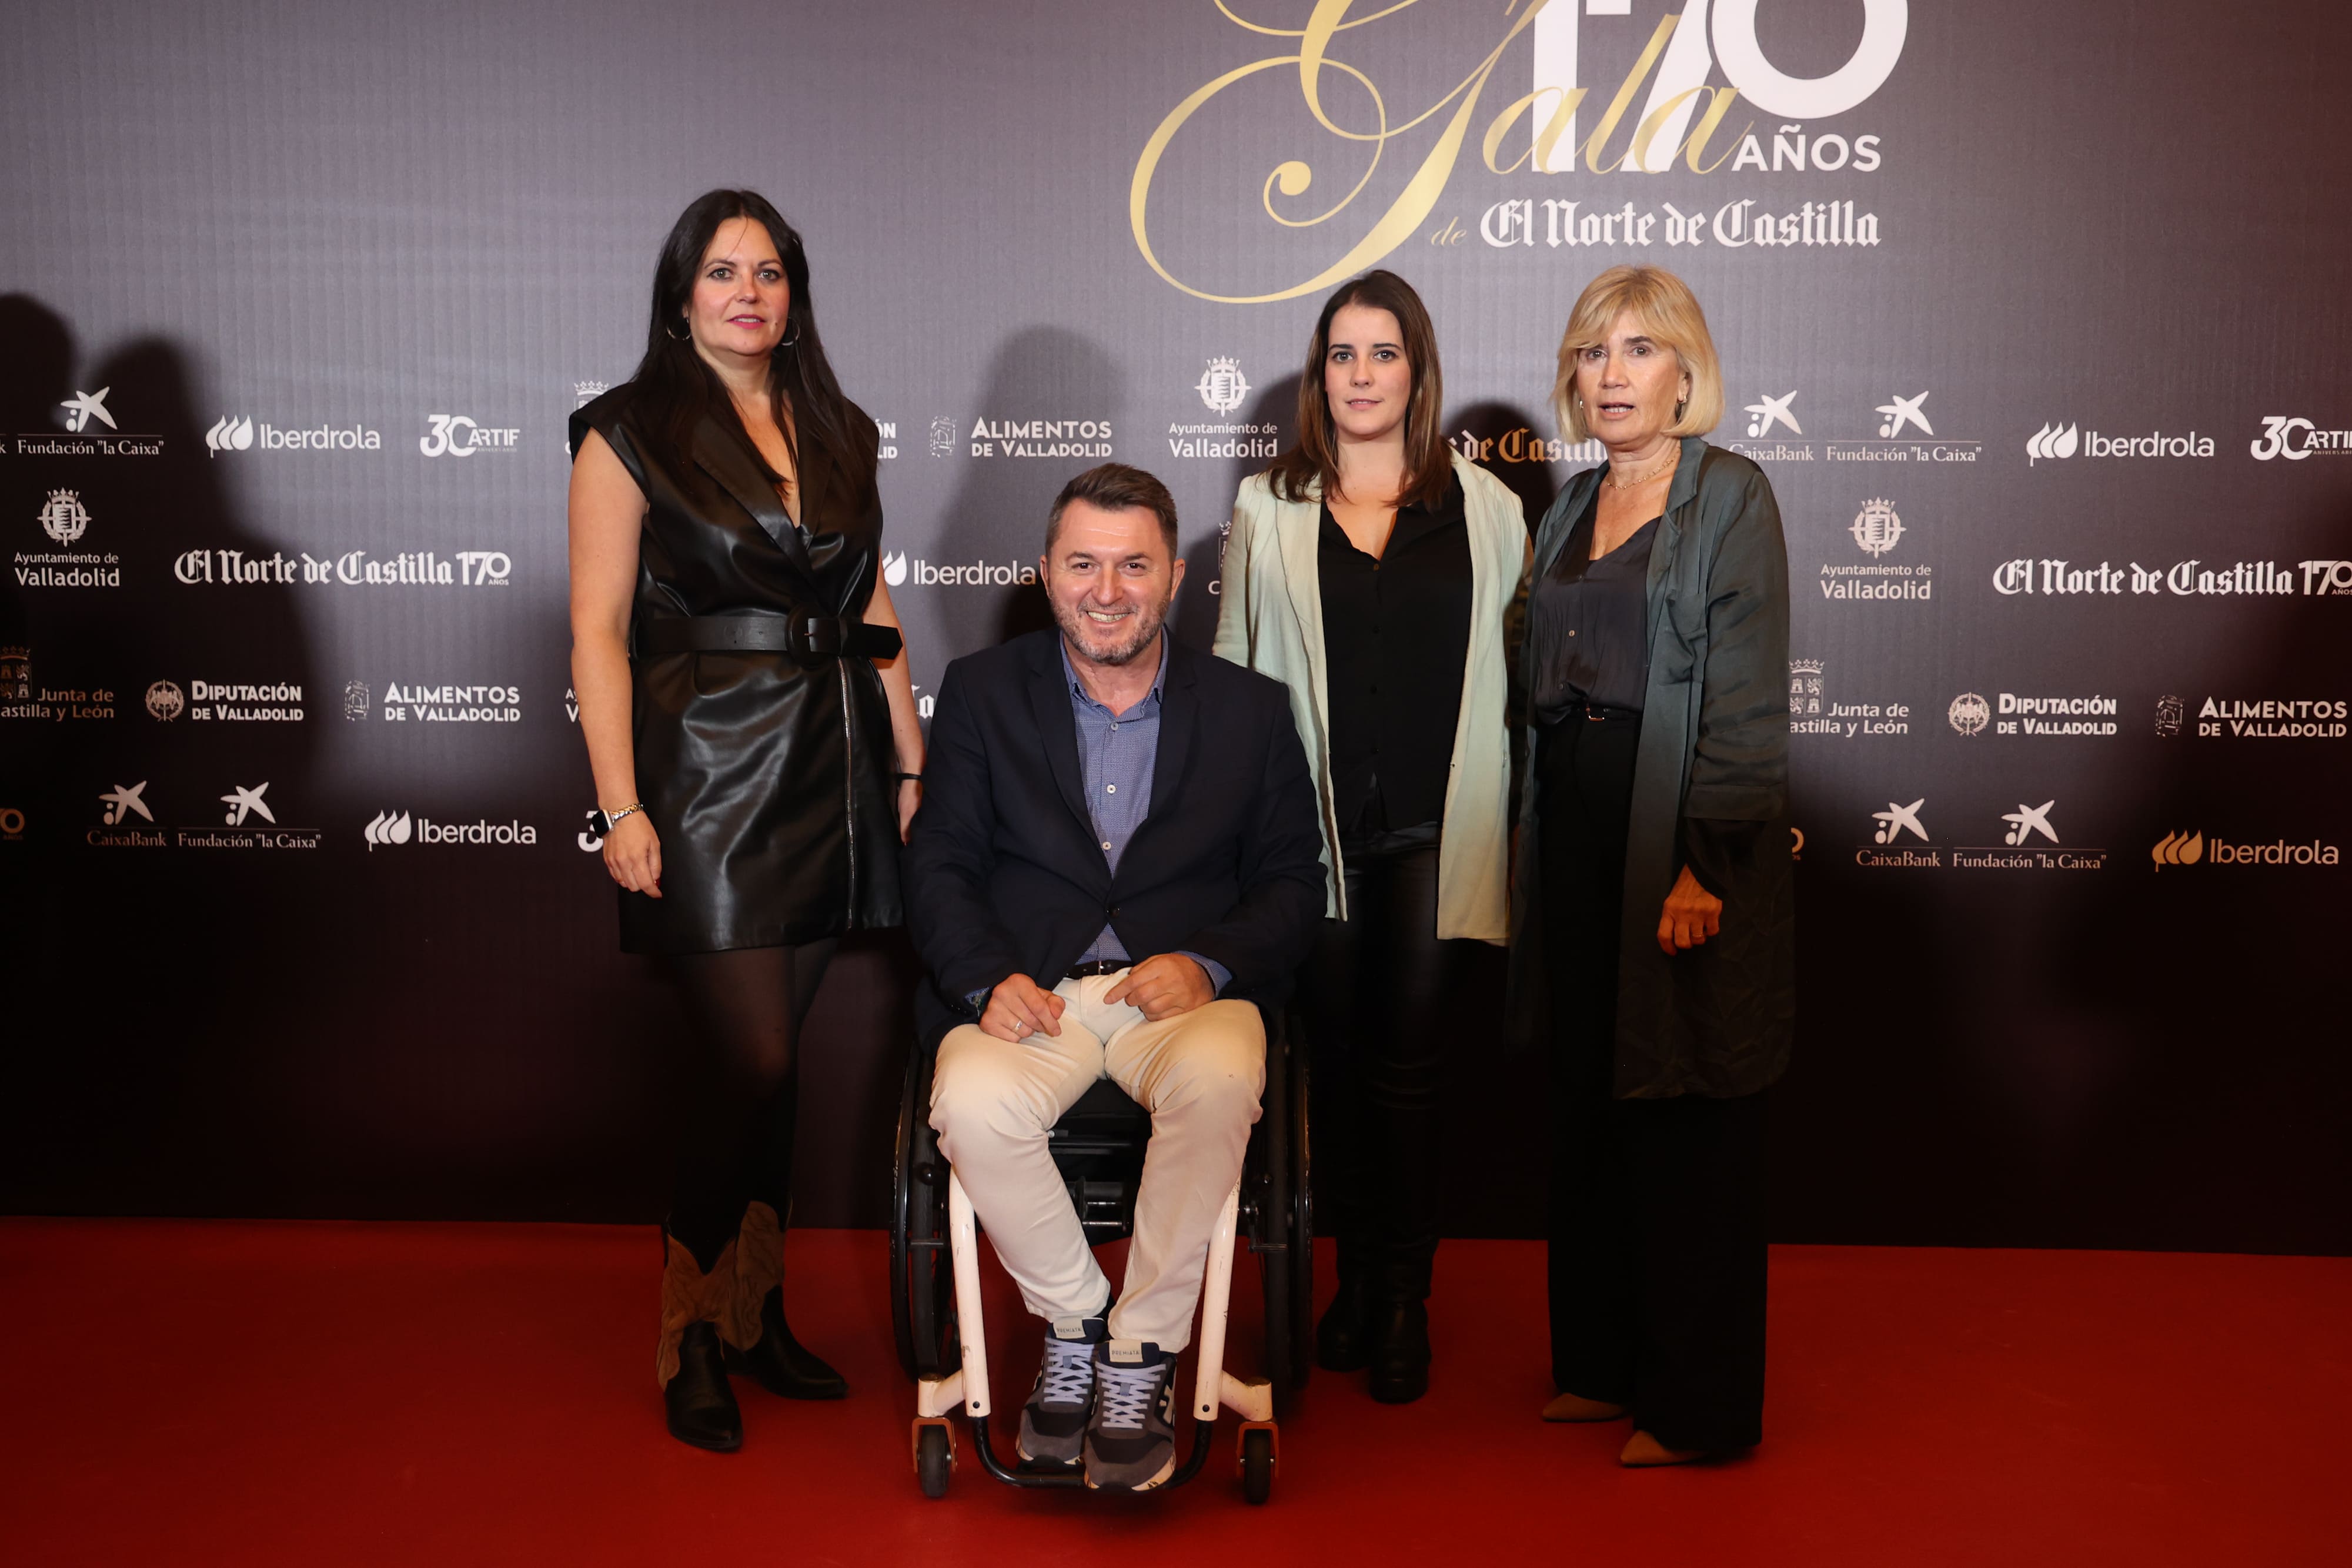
[{"x1": 1131, "y1": 1, "x2": 1910, "y2": 302}]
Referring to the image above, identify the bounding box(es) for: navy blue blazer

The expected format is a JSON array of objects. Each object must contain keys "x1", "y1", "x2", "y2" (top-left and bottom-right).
[{"x1": 904, "y1": 628, "x2": 1327, "y2": 1049}]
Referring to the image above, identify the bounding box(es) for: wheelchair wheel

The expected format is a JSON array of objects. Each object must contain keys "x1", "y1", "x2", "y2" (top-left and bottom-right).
[
  {"x1": 890, "y1": 1047, "x2": 958, "y2": 1383},
  {"x1": 915, "y1": 1422, "x2": 953, "y2": 1499},
  {"x1": 1254, "y1": 1015, "x2": 1312, "y2": 1419},
  {"x1": 1241, "y1": 1427, "x2": 1274, "y2": 1505}
]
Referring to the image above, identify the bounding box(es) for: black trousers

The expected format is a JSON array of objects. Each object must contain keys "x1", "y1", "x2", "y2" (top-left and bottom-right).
[
  {"x1": 1299, "y1": 825, "x2": 1468, "y2": 1303},
  {"x1": 1538, "y1": 717, "x2": 1768, "y2": 1452},
  {"x1": 663, "y1": 940, "x2": 837, "y2": 1271}
]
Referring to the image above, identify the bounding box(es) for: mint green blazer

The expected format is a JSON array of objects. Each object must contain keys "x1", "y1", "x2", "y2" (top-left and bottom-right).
[{"x1": 1212, "y1": 451, "x2": 1531, "y2": 942}]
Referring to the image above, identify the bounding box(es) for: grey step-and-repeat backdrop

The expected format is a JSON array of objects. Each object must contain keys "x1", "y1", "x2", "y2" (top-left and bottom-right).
[{"x1": 5, "y1": 2, "x2": 2347, "y2": 1251}]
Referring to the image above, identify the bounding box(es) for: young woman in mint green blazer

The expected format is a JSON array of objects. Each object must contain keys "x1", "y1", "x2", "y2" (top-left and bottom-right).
[{"x1": 1213, "y1": 270, "x2": 1529, "y2": 1403}]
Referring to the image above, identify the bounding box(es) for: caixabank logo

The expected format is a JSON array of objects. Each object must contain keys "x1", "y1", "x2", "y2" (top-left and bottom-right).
[
  {"x1": 2151, "y1": 829, "x2": 2341, "y2": 871},
  {"x1": 1134, "y1": 0, "x2": 1911, "y2": 302}
]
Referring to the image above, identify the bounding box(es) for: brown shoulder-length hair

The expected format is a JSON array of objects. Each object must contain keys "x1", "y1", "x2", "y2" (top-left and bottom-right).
[{"x1": 1267, "y1": 269, "x2": 1449, "y2": 510}]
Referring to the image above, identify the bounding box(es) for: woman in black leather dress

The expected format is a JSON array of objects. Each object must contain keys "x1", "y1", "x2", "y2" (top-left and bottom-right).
[{"x1": 567, "y1": 189, "x2": 924, "y2": 1451}]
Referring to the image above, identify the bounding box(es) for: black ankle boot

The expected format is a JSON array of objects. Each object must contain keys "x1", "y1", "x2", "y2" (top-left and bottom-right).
[
  {"x1": 1315, "y1": 1266, "x2": 1375, "y2": 1372},
  {"x1": 1367, "y1": 1299, "x2": 1431, "y2": 1403},
  {"x1": 723, "y1": 1285, "x2": 848, "y2": 1399},
  {"x1": 666, "y1": 1323, "x2": 744, "y2": 1450}
]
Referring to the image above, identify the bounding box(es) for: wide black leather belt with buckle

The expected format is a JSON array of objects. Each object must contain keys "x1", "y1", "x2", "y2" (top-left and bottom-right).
[
  {"x1": 633, "y1": 613, "x2": 902, "y2": 661},
  {"x1": 1065, "y1": 960, "x2": 1130, "y2": 980}
]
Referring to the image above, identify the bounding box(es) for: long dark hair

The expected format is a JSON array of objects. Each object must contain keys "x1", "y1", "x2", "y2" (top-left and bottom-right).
[
  {"x1": 628, "y1": 189, "x2": 874, "y2": 509},
  {"x1": 1267, "y1": 269, "x2": 1449, "y2": 511}
]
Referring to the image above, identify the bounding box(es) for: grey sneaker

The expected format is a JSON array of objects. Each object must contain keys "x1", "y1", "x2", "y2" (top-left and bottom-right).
[
  {"x1": 1083, "y1": 1339, "x2": 1178, "y2": 1490},
  {"x1": 1015, "y1": 1313, "x2": 1105, "y2": 1468}
]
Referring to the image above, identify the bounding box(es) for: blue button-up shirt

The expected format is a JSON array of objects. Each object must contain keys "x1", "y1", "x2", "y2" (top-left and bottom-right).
[{"x1": 1058, "y1": 637, "x2": 1228, "y2": 992}]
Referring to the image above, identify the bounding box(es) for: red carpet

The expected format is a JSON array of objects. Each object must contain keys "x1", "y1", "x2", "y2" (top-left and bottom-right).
[{"x1": 4, "y1": 1222, "x2": 2347, "y2": 1566}]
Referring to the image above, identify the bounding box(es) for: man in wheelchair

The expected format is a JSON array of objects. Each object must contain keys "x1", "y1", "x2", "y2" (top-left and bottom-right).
[{"x1": 903, "y1": 463, "x2": 1324, "y2": 1490}]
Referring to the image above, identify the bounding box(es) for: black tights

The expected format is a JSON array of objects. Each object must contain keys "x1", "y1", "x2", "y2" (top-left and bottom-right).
[
  {"x1": 664, "y1": 941, "x2": 837, "y2": 1271},
  {"x1": 1300, "y1": 828, "x2": 1469, "y2": 1302}
]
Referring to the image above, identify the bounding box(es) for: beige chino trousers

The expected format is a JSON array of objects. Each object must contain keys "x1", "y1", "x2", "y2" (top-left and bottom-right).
[{"x1": 929, "y1": 972, "x2": 1265, "y2": 1352}]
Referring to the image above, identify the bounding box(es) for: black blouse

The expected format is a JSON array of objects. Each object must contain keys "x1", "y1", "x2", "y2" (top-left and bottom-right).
[
  {"x1": 1528, "y1": 485, "x2": 1756, "y2": 898},
  {"x1": 1318, "y1": 476, "x2": 1472, "y2": 841},
  {"x1": 1529, "y1": 490, "x2": 1658, "y2": 722}
]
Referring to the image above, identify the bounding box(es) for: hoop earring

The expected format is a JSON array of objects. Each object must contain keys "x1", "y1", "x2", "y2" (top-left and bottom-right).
[
  {"x1": 777, "y1": 322, "x2": 801, "y2": 350},
  {"x1": 664, "y1": 319, "x2": 691, "y2": 343}
]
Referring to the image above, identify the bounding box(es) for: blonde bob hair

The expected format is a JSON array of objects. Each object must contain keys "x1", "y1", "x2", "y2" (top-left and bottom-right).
[{"x1": 1551, "y1": 265, "x2": 1724, "y2": 443}]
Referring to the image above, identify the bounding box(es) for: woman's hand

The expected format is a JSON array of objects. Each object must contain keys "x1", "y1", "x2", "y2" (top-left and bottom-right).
[
  {"x1": 1656, "y1": 864, "x2": 1719, "y2": 954},
  {"x1": 602, "y1": 811, "x2": 663, "y2": 898},
  {"x1": 897, "y1": 778, "x2": 922, "y2": 843}
]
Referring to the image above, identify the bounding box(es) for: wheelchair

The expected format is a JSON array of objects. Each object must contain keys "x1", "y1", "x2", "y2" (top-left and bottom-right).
[{"x1": 890, "y1": 1004, "x2": 1312, "y2": 1505}]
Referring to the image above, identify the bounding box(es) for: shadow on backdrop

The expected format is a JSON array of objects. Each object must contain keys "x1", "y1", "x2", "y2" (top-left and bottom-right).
[
  {"x1": 1, "y1": 313, "x2": 323, "y2": 1215},
  {"x1": 928, "y1": 326, "x2": 1127, "y2": 650}
]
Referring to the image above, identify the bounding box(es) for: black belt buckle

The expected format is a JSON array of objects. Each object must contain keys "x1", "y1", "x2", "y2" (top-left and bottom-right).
[
  {"x1": 1066, "y1": 959, "x2": 1128, "y2": 981},
  {"x1": 789, "y1": 614, "x2": 844, "y2": 657}
]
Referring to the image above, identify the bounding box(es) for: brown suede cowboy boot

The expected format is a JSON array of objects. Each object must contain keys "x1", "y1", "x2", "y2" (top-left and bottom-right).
[{"x1": 657, "y1": 1231, "x2": 743, "y2": 1450}]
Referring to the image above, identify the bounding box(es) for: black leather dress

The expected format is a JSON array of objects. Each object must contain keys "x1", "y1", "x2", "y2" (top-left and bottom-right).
[{"x1": 570, "y1": 385, "x2": 903, "y2": 954}]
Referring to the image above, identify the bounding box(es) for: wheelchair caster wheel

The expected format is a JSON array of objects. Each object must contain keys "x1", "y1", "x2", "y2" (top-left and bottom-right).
[
  {"x1": 913, "y1": 1419, "x2": 954, "y2": 1499},
  {"x1": 1239, "y1": 1425, "x2": 1276, "y2": 1505}
]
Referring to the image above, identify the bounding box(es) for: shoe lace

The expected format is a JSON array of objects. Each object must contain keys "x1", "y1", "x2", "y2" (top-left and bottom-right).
[
  {"x1": 1040, "y1": 1335, "x2": 1095, "y2": 1406},
  {"x1": 1093, "y1": 1358, "x2": 1164, "y2": 1432}
]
